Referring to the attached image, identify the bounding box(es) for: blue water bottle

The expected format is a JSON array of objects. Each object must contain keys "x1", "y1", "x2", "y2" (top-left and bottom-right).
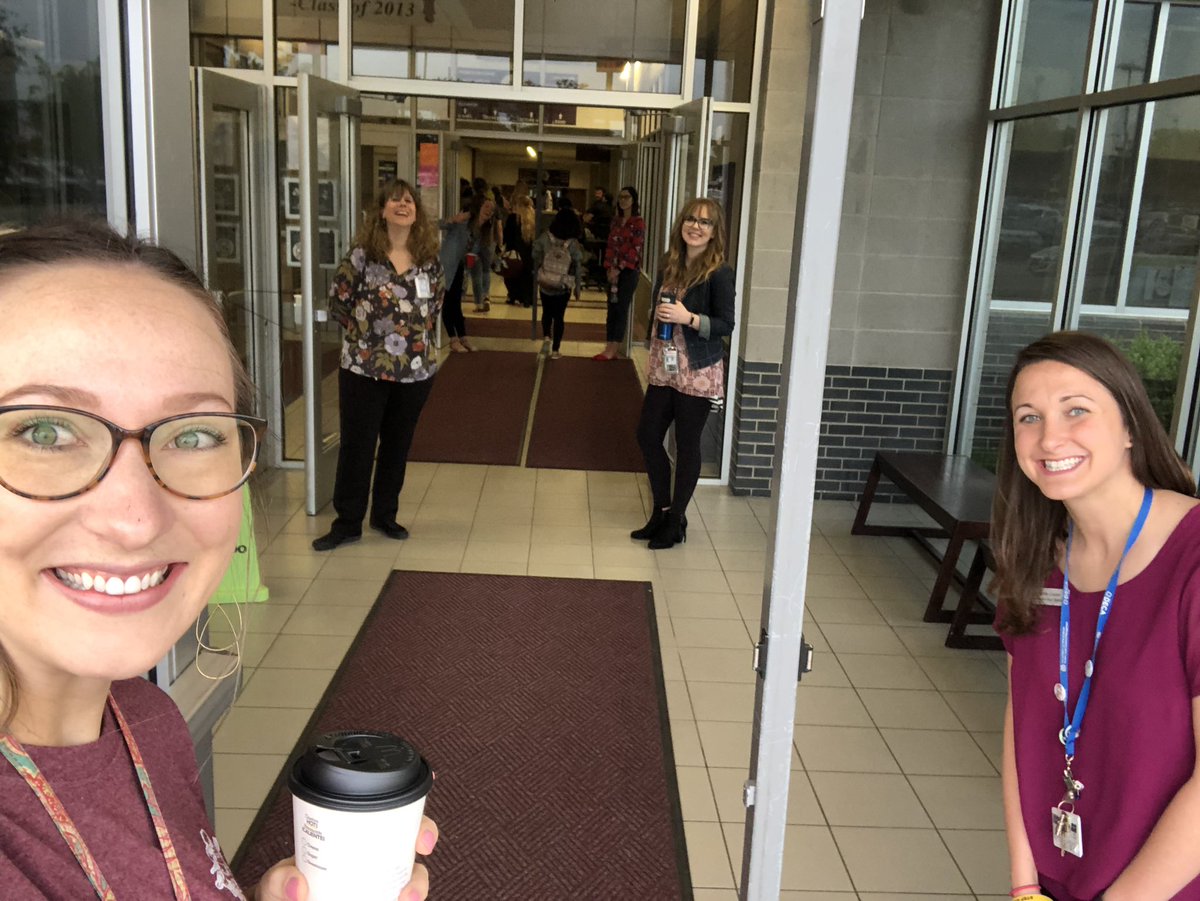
[{"x1": 656, "y1": 292, "x2": 675, "y2": 342}]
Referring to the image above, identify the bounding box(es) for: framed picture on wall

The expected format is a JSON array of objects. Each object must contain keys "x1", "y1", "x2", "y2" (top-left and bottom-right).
[
  {"x1": 285, "y1": 226, "x2": 301, "y2": 268},
  {"x1": 284, "y1": 177, "x2": 301, "y2": 219},
  {"x1": 318, "y1": 180, "x2": 337, "y2": 219},
  {"x1": 213, "y1": 221, "x2": 240, "y2": 264},
  {"x1": 212, "y1": 174, "x2": 239, "y2": 216}
]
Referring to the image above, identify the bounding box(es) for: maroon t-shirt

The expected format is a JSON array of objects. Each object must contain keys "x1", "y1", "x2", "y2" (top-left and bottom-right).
[
  {"x1": 0, "y1": 677, "x2": 248, "y2": 899},
  {"x1": 1003, "y1": 505, "x2": 1200, "y2": 901}
]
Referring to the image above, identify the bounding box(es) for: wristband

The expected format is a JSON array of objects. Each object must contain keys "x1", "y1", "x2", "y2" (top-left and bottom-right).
[
  {"x1": 1011, "y1": 895, "x2": 1052, "y2": 901},
  {"x1": 1011, "y1": 886, "x2": 1040, "y2": 897}
]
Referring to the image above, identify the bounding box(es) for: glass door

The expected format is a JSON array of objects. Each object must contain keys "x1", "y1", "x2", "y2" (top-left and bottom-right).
[
  {"x1": 667, "y1": 97, "x2": 713, "y2": 217},
  {"x1": 196, "y1": 70, "x2": 271, "y2": 422},
  {"x1": 298, "y1": 73, "x2": 361, "y2": 515}
]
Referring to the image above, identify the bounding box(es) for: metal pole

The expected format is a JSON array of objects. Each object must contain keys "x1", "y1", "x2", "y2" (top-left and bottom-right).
[{"x1": 739, "y1": 2, "x2": 861, "y2": 898}]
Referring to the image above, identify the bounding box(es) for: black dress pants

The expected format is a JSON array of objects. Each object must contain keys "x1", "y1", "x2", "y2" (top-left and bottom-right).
[
  {"x1": 636, "y1": 384, "x2": 711, "y2": 516},
  {"x1": 442, "y1": 261, "x2": 467, "y2": 338},
  {"x1": 330, "y1": 368, "x2": 434, "y2": 537},
  {"x1": 605, "y1": 267, "x2": 639, "y2": 342}
]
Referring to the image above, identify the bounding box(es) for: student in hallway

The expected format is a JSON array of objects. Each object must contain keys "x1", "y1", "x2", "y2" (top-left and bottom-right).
[
  {"x1": 502, "y1": 194, "x2": 536, "y2": 308},
  {"x1": 595, "y1": 186, "x2": 645, "y2": 361},
  {"x1": 532, "y1": 207, "x2": 583, "y2": 360}
]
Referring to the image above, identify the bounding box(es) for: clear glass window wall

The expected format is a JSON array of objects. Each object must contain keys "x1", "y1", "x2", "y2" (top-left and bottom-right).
[{"x1": 957, "y1": 0, "x2": 1200, "y2": 472}]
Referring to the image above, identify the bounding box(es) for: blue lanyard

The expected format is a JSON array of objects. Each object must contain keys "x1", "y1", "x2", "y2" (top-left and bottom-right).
[{"x1": 1059, "y1": 486, "x2": 1153, "y2": 758}]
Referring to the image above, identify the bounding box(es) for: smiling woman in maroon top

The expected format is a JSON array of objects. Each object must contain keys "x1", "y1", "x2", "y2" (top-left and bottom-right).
[
  {"x1": 0, "y1": 219, "x2": 437, "y2": 901},
  {"x1": 993, "y1": 331, "x2": 1200, "y2": 901}
]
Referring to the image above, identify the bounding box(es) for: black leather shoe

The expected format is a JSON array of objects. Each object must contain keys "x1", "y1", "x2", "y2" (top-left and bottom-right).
[
  {"x1": 371, "y1": 521, "x2": 410, "y2": 540},
  {"x1": 312, "y1": 530, "x2": 361, "y2": 552},
  {"x1": 647, "y1": 513, "x2": 688, "y2": 550}
]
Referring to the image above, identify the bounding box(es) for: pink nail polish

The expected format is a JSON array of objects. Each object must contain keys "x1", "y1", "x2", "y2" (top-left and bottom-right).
[
  {"x1": 419, "y1": 829, "x2": 435, "y2": 852},
  {"x1": 286, "y1": 876, "x2": 301, "y2": 901}
]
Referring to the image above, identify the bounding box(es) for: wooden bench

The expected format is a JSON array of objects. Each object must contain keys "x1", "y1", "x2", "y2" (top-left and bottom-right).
[{"x1": 850, "y1": 451, "x2": 1002, "y2": 650}]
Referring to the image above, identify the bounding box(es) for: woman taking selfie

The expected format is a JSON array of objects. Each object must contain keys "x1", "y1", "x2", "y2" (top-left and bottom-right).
[
  {"x1": 994, "y1": 331, "x2": 1200, "y2": 901},
  {"x1": 0, "y1": 218, "x2": 437, "y2": 899},
  {"x1": 632, "y1": 198, "x2": 735, "y2": 550}
]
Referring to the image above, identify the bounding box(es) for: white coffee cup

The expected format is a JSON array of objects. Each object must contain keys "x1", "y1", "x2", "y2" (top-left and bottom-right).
[{"x1": 289, "y1": 730, "x2": 433, "y2": 901}]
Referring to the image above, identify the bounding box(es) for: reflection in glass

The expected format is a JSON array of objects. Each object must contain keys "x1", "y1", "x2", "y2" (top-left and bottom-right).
[
  {"x1": 692, "y1": 0, "x2": 757, "y2": 102},
  {"x1": 1005, "y1": 0, "x2": 1092, "y2": 105},
  {"x1": 1083, "y1": 95, "x2": 1200, "y2": 311},
  {"x1": 991, "y1": 114, "x2": 1078, "y2": 304},
  {"x1": 523, "y1": 0, "x2": 684, "y2": 93},
  {"x1": 542, "y1": 106, "x2": 626, "y2": 137},
  {"x1": 0, "y1": 1, "x2": 107, "y2": 225},
  {"x1": 454, "y1": 100, "x2": 539, "y2": 132},
  {"x1": 352, "y1": 0, "x2": 512, "y2": 84},
  {"x1": 276, "y1": 0, "x2": 339, "y2": 76},
  {"x1": 1110, "y1": 1, "x2": 1200, "y2": 88},
  {"x1": 966, "y1": 114, "x2": 1080, "y2": 470},
  {"x1": 707, "y1": 113, "x2": 748, "y2": 264},
  {"x1": 275, "y1": 88, "x2": 304, "y2": 461},
  {"x1": 1161, "y1": 4, "x2": 1200, "y2": 80},
  {"x1": 190, "y1": 0, "x2": 266, "y2": 69}
]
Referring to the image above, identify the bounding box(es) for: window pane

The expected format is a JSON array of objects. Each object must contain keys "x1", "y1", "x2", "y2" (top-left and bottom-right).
[
  {"x1": 190, "y1": 0, "x2": 265, "y2": 69},
  {"x1": 352, "y1": 0, "x2": 513, "y2": 85},
  {"x1": 692, "y1": 0, "x2": 757, "y2": 102},
  {"x1": 523, "y1": 0, "x2": 684, "y2": 93},
  {"x1": 992, "y1": 115, "x2": 1078, "y2": 303},
  {"x1": 542, "y1": 106, "x2": 626, "y2": 137},
  {"x1": 455, "y1": 100, "x2": 539, "y2": 133},
  {"x1": 1004, "y1": 0, "x2": 1093, "y2": 105},
  {"x1": 965, "y1": 114, "x2": 1081, "y2": 469},
  {"x1": 1108, "y1": 1, "x2": 1200, "y2": 88},
  {"x1": 1075, "y1": 93, "x2": 1199, "y2": 432},
  {"x1": 1081, "y1": 95, "x2": 1200, "y2": 311},
  {"x1": 1161, "y1": 4, "x2": 1200, "y2": 80},
  {"x1": 276, "y1": 0, "x2": 339, "y2": 76},
  {"x1": 0, "y1": 0, "x2": 107, "y2": 225}
]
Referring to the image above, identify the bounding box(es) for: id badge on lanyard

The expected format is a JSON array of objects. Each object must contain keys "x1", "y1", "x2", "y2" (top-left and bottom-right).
[
  {"x1": 414, "y1": 271, "x2": 432, "y2": 299},
  {"x1": 663, "y1": 344, "x2": 679, "y2": 373}
]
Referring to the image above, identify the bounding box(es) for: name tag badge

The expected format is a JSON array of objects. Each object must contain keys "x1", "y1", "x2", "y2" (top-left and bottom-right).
[
  {"x1": 1051, "y1": 805, "x2": 1083, "y2": 858},
  {"x1": 414, "y1": 272, "x2": 432, "y2": 299},
  {"x1": 663, "y1": 345, "x2": 679, "y2": 374},
  {"x1": 1037, "y1": 587, "x2": 1063, "y2": 607}
]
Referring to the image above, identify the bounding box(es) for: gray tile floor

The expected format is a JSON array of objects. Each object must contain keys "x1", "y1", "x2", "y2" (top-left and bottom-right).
[{"x1": 210, "y1": 456, "x2": 1012, "y2": 899}]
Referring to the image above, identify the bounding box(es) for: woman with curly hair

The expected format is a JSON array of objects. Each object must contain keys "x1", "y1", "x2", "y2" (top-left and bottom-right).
[
  {"x1": 632, "y1": 197, "x2": 735, "y2": 549},
  {"x1": 313, "y1": 178, "x2": 444, "y2": 551}
]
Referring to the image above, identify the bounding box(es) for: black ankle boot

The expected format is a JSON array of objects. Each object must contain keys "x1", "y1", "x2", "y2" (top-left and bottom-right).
[
  {"x1": 647, "y1": 512, "x2": 687, "y2": 550},
  {"x1": 631, "y1": 507, "x2": 669, "y2": 540}
]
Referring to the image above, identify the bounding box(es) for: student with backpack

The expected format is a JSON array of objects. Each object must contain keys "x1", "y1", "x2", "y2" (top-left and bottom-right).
[{"x1": 532, "y1": 208, "x2": 583, "y2": 359}]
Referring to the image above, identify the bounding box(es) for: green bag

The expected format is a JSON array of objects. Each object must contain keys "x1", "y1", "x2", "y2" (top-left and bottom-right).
[{"x1": 211, "y1": 485, "x2": 269, "y2": 605}]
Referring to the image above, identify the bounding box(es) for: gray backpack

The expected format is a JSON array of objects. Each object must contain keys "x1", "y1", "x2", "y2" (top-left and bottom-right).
[{"x1": 537, "y1": 235, "x2": 574, "y2": 292}]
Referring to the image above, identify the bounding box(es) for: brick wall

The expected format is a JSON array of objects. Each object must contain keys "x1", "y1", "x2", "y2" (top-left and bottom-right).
[{"x1": 731, "y1": 361, "x2": 954, "y2": 499}]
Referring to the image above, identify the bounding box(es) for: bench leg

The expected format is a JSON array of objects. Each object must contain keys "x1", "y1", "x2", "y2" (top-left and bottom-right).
[
  {"x1": 947, "y1": 545, "x2": 988, "y2": 641},
  {"x1": 850, "y1": 459, "x2": 883, "y2": 536},
  {"x1": 923, "y1": 528, "x2": 967, "y2": 623}
]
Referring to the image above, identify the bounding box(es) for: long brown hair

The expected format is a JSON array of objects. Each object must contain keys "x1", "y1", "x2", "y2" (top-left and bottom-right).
[
  {"x1": 992, "y1": 330, "x2": 1196, "y2": 634},
  {"x1": 0, "y1": 217, "x2": 257, "y2": 730},
  {"x1": 659, "y1": 197, "x2": 727, "y2": 294},
  {"x1": 352, "y1": 178, "x2": 439, "y2": 267},
  {"x1": 467, "y1": 193, "x2": 497, "y2": 246},
  {"x1": 513, "y1": 195, "x2": 535, "y2": 244}
]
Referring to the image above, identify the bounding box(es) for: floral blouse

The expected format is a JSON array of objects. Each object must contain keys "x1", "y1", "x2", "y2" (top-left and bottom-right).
[
  {"x1": 647, "y1": 281, "x2": 726, "y2": 399},
  {"x1": 604, "y1": 215, "x2": 646, "y2": 272},
  {"x1": 328, "y1": 247, "x2": 444, "y2": 383}
]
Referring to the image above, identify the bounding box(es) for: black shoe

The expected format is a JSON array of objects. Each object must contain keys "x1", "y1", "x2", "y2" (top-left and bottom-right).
[
  {"x1": 647, "y1": 513, "x2": 687, "y2": 550},
  {"x1": 631, "y1": 507, "x2": 669, "y2": 540},
  {"x1": 371, "y1": 521, "x2": 410, "y2": 540},
  {"x1": 312, "y1": 530, "x2": 361, "y2": 552}
]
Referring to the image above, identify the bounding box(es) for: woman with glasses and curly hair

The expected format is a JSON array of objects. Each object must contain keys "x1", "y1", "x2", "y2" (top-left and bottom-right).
[
  {"x1": 632, "y1": 197, "x2": 735, "y2": 549},
  {"x1": 0, "y1": 218, "x2": 438, "y2": 899},
  {"x1": 312, "y1": 178, "x2": 444, "y2": 552}
]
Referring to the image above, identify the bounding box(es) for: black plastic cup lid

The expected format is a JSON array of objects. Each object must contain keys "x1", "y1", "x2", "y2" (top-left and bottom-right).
[{"x1": 288, "y1": 731, "x2": 433, "y2": 812}]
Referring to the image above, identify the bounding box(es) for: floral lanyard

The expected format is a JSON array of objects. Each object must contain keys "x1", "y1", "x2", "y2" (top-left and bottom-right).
[{"x1": 0, "y1": 694, "x2": 192, "y2": 900}]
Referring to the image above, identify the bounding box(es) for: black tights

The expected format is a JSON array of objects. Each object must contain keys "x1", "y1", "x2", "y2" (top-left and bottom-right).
[
  {"x1": 442, "y1": 262, "x2": 467, "y2": 338},
  {"x1": 636, "y1": 385, "x2": 711, "y2": 517}
]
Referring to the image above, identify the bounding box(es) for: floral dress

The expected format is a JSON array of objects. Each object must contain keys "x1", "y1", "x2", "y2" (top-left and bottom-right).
[
  {"x1": 647, "y1": 282, "x2": 727, "y2": 399},
  {"x1": 328, "y1": 247, "x2": 444, "y2": 383}
]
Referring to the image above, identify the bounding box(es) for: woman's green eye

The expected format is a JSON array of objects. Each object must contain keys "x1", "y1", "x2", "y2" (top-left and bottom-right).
[
  {"x1": 30, "y1": 423, "x2": 59, "y2": 446},
  {"x1": 170, "y1": 428, "x2": 222, "y2": 451},
  {"x1": 17, "y1": 420, "x2": 77, "y2": 448}
]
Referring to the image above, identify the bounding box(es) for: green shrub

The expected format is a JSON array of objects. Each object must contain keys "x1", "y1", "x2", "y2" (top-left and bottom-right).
[{"x1": 1122, "y1": 331, "x2": 1181, "y2": 431}]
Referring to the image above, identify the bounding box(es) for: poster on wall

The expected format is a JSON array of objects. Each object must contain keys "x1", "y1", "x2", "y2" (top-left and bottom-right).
[{"x1": 377, "y1": 159, "x2": 398, "y2": 186}]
